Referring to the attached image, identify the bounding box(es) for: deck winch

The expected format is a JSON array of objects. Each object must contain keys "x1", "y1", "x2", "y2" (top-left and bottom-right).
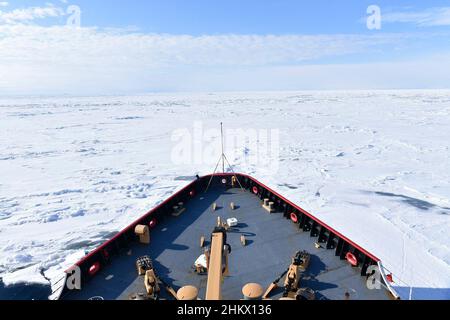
[
  {"x1": 135, "y1": 256, "x2": 160, "y2": 300},
  {"x1": 262, "y1": 250, "x2": 315, "y2": 300},
  {"x1": 283, "y1": 250, "x2": 311, "y2": 298}
]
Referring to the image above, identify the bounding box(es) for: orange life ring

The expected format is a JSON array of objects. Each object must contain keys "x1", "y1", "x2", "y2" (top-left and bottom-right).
[
  {"x1": 290, "y1": 212, "x2": 299, "y2": 223},
  {"x1": 89, "y1": 262, "x2": 101, "y2": 276},
  {"x1": 252, "y1": 186, "x2": 258, "y2": 195},
  {"x1": 346, "y1": 252, "x2": 358, "y2": 266}
]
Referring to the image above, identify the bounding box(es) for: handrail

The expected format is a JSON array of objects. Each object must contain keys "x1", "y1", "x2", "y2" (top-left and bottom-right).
[
  {"x1": 49, "y1": 274, "x2": 68, "y2": 300},
  {"x1": 378, "y1": 261, "x2": 401, "y2": 299},
  {"x1": 378, "y1": 262, "x2": 418, "y2": 300}
]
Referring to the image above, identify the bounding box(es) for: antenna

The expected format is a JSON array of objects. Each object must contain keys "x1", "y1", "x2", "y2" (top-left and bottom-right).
[
  {"x1": 204, "y1": 123, "x2": 245, "y2": 193},
  {"x1": 221, "y1": 122, "x2": 225, "y2": 173}
]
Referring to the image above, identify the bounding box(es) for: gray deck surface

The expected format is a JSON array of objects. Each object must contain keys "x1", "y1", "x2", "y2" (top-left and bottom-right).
[{"x1": 62, "y1": 186, "x2": 390, "y2": 300}]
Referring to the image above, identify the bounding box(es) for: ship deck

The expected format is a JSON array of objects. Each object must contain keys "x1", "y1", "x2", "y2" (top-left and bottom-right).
[{"x1": 61, "y1": 186, "x2": 390, "y2": 300}]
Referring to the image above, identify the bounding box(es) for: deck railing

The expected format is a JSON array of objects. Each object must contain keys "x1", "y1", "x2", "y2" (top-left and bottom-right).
[
  {"x1": 49, "y1": 274, "x2": 68, "y2": 300},
  {"x1": 378, "y1": 262, "x2": 416, "y2": 300}
]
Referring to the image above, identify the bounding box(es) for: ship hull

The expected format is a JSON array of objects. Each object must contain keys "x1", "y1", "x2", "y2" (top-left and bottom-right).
[{"x1": 57, "y1": 173, "x2": 396, "y2": 300}]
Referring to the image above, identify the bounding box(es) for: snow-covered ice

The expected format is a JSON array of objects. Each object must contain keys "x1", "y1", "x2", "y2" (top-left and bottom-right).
[{"x1": 0, "y1": 90, "x2": 449, "y2": 300}]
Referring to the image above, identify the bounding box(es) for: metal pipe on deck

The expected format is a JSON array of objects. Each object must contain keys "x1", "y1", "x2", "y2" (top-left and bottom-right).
[{"x1": 205, "y1": 232, "x2": 224, "y2": 300}]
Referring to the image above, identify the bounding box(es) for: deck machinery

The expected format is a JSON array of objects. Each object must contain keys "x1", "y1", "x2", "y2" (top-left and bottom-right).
[{"x1": 55, "y1": 173, "x2": 396, "y2": 301}]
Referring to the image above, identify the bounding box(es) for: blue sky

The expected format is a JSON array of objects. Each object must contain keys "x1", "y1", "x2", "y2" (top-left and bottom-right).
[
  {"x1": 1, "y1": 0, "x2": 450, "y2": 94},
  {"x1": 11, "y1": 0, "x2": 449, "y2": 34},
  {"x1": 6, "y1": 0, "x2": 450, "y2": 35}
]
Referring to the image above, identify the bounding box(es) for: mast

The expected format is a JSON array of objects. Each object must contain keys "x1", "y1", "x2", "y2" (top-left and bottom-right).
[
  {"x1": 221, "y1": 122, "x2": 225, "y2": 173},
  {"x1": 204, "y1": 123, "x2": 245, "y2": 193}
]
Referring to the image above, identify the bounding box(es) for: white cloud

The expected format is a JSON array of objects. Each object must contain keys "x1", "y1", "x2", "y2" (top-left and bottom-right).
[
  {"x1": 0, "y1": 24, "x2": 447, "y2": 94},
  {"x1": 0, "y1": 26, "x2": 411, "y2": 68},
  {"x1": 0, "y1": 2, "x2": 9, "y2": 7},
  {"x1": 0, "y1": 4, "x2": 65, "y2": 24},
  {"x1": 383, "y1": 7, "x2": 450, "y2": 27}
]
